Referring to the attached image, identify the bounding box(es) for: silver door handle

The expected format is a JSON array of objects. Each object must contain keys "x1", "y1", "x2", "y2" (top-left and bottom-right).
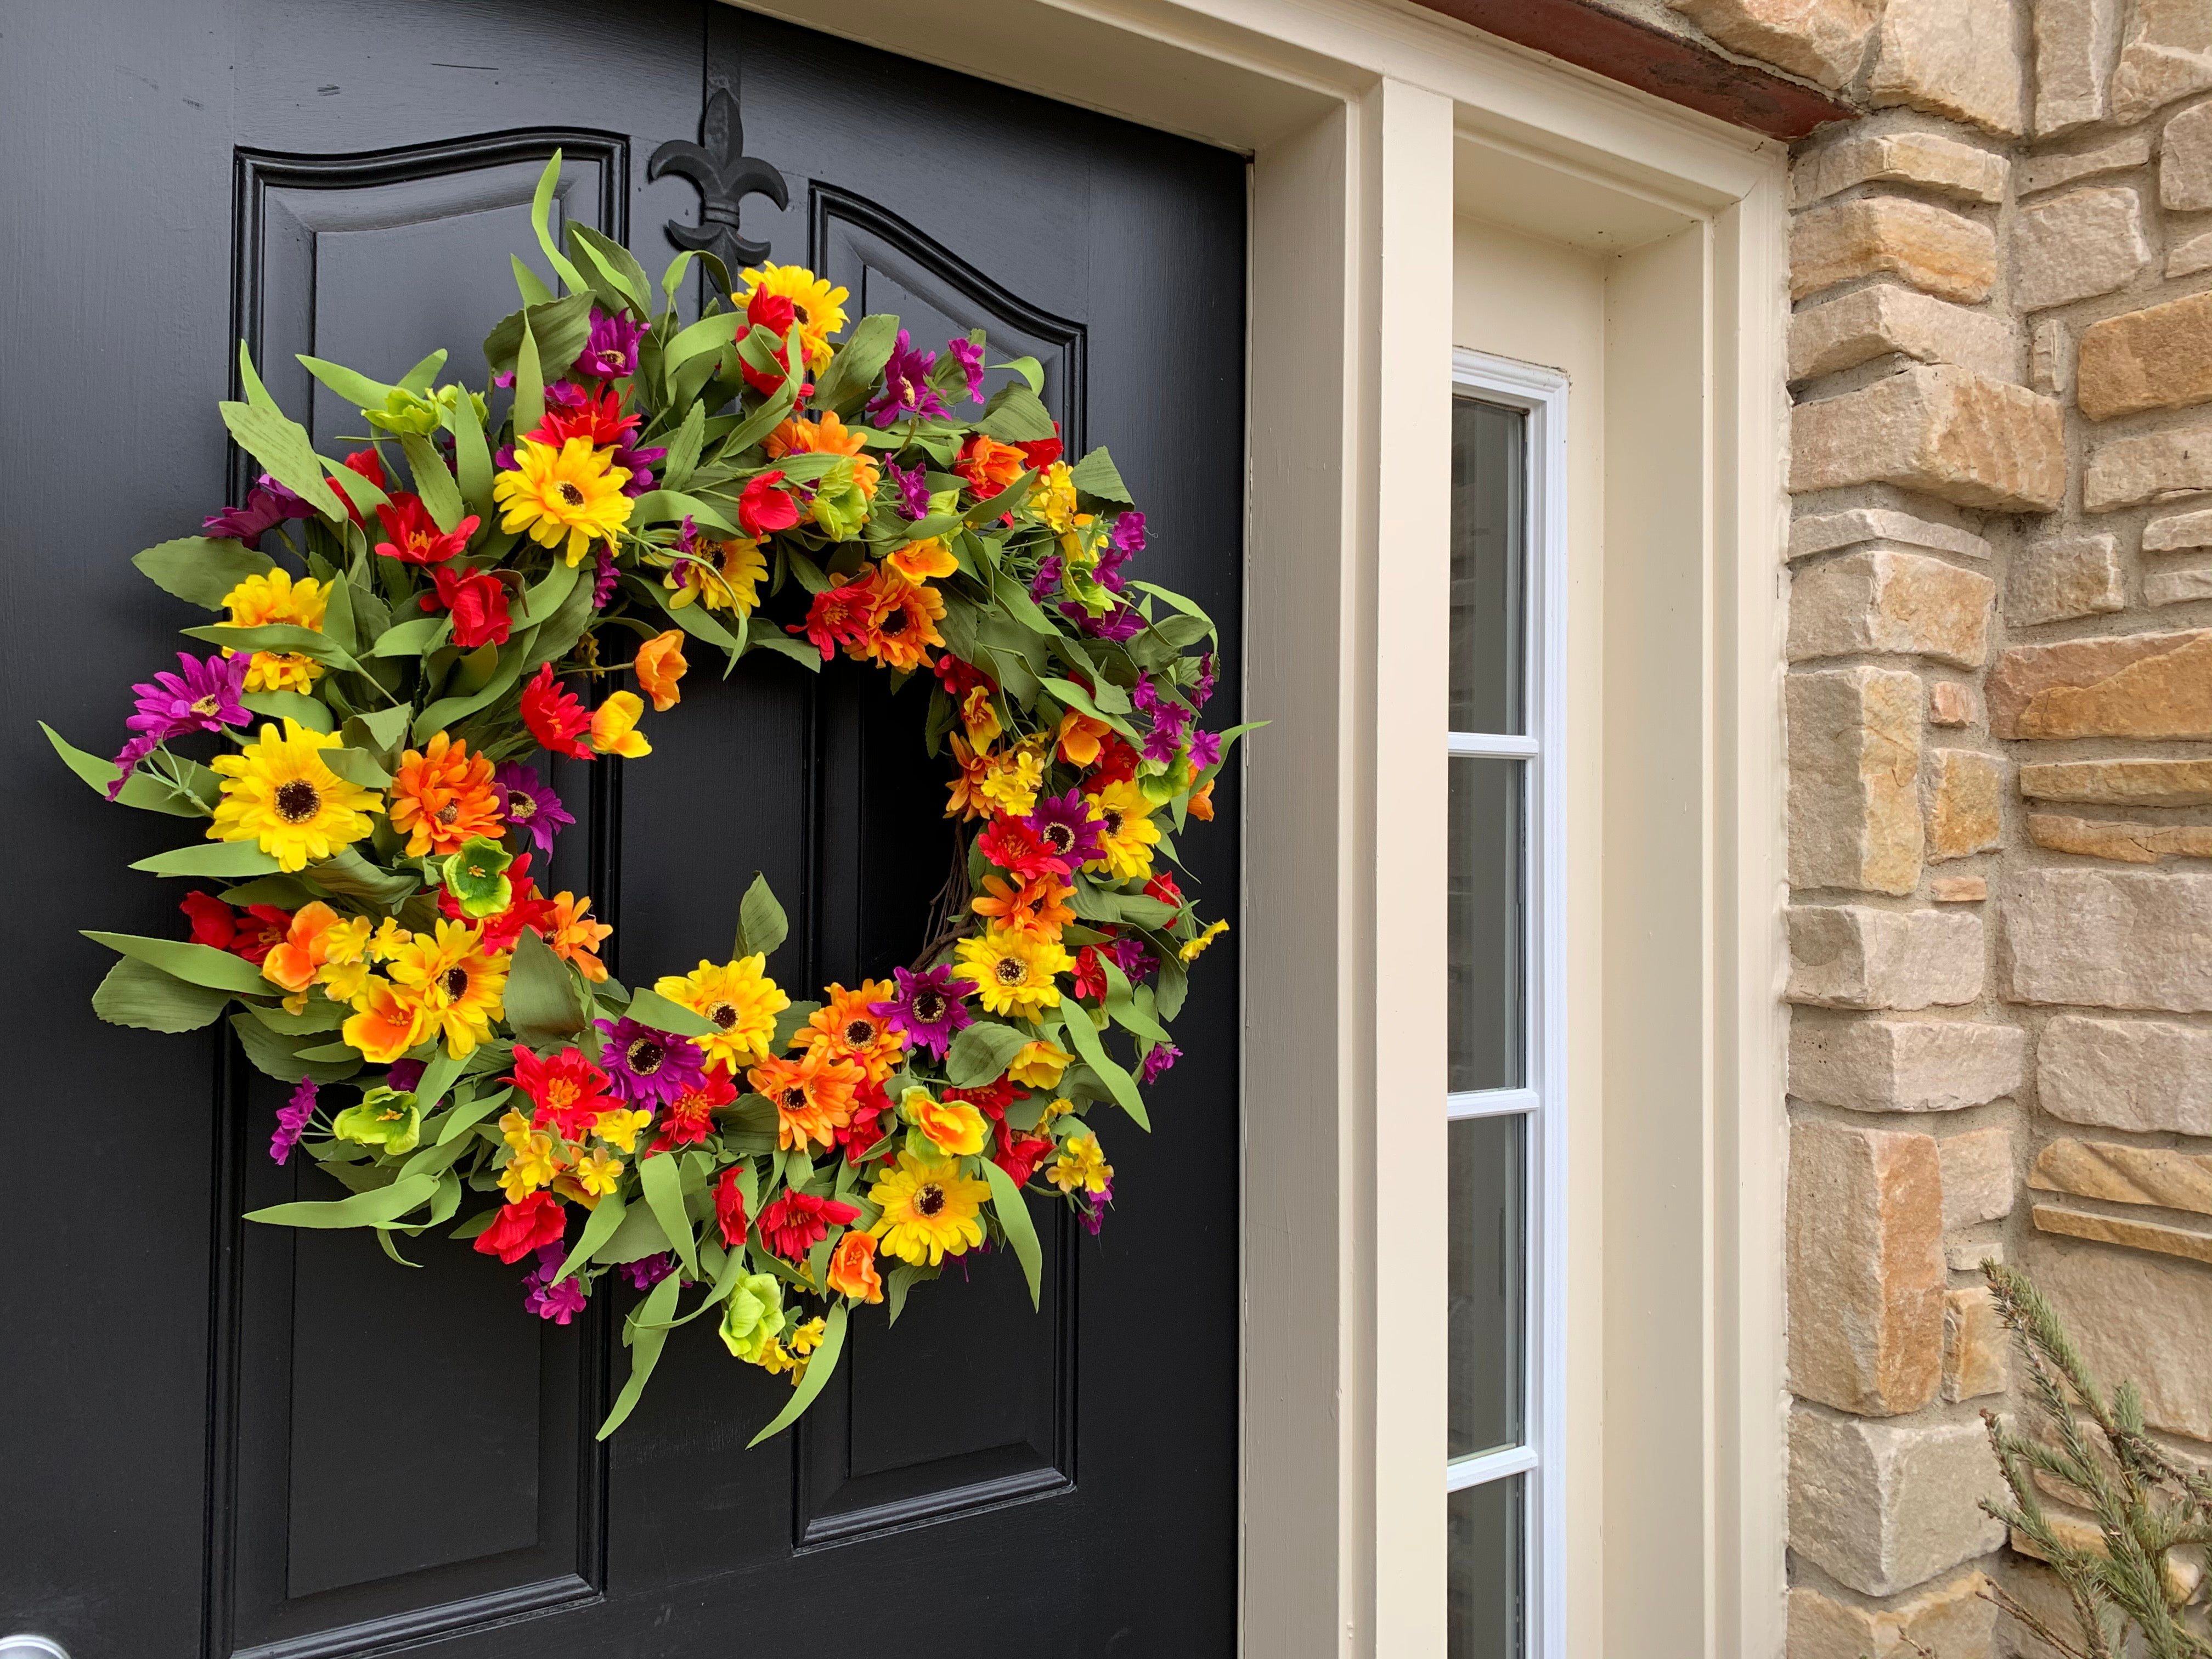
[{"x1": 0, "y1": 1638, "x2": 70, "y2": 1659}]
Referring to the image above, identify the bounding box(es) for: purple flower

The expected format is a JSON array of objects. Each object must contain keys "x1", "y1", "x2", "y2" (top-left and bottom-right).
[
  {"x1": 1141, "y1": 1042, "x2": 1181, "y2": 1085},
  {"x1": 492, "y1": 761, "x2": 574, "y2": 855},
  {"x1": 1026, "y1": 789, "x2": 1103, "y2": 867},
  {"x1": 1187, "y1": 728, "x2": 1223, "y2": 771},
  {"x1": 521, "y1": 1244, "x2": 590, "y2": 1324},
  {"x1": 106, "y1": 733, "x2": 163, "y2": 801},
  {"x1": 270, "y1": 1077, "x2": 317, "y2": 1164},
  {"x1": 203, "y1": 474, "x2": 313, "y2": 546},
  {"x1": 885, "y1": 459, "x2": 931, "y2": 520},
  {"x1": 1109, "y1": 934, "x2": 1158, "y2": 981},
  {"x1": 1109, "y1": 511, "x2": 1148, "y2": 556},
  {"x1": 1131, "y1": 675, "x2": 1160, "y2": 716},
  {"x1": 1028, "y1": 554, "x2": 1063, "y2": 603},
  {"x1": 594, "y1": 1017, "x2": 710, "y2": 1109},
  {"x1": 1193, "y1": 650, "x2": 1218, "y2": 708},
  {"x1": 947, "y1": 336, "x2": 985, "y2": 403},
  {"x1": 1065, "y1": 600, "x2": 1144, "y2": 642},
  {"x1": 384, "y1": 1059, "x2": 426, "y2": 1094},
  {"x1": 868, "y1": 964, "x2": 973, "y2": 1060},
  {"x1": 1079, "y1": 1177, "x2": 1115, "y2": 1237},
  {"x1": 612, "y1": 435, "x2": 667, "y2": 498},
  {"x1": 127, "y1": 652, "x2": 249, "y2": 743},
  {"x1": 575, "y1": 307, "x2": 644, "y2": 381},
  {"x1": 591, "y1": 543, "x2": 619, "y2": 609},
  {"x1": 1142, "y1": 699, "x2": 1190, "y2": 766},
  {"x1": 619, "y1": 1253, "x2": 676, "y2": 1291},
  {"x1": 868, "y1": 329, "x2": 950, "y2": 427}
]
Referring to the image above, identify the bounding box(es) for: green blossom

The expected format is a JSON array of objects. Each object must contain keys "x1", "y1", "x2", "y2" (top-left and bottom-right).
[
  {"x1": 332, "y1": 1087, "x2": 422, "y2": 1155},
  {"x1": 441, "y1": 836, "x2": 514, "y2": 918},
  {"x1": 718, "y1": 1272, "x2": 788, "y2": 1363}
]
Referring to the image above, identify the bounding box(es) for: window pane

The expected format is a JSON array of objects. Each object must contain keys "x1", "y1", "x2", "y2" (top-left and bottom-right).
[
  {"x1": 1450, "y1": 397, "x2": 1526, "y2": 736},
  {"x1": 1449, "y1": 1114, "x2": 1526, "y2": 1458},
  {"x1": 1448, "y1": 758, "x2": 1525, "y2": 1092},
  {"x1": 1449, "y1": 1475, "x2": 1526, "y2": 1659}
]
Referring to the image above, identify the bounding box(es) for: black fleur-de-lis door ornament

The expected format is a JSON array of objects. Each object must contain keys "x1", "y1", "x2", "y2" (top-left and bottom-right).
[{"x1": 650, "y1": 78, "x2": 789, "y2": 272}]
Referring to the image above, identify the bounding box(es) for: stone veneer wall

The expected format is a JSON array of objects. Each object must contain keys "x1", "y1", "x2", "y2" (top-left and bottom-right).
[{"x1": 1622, "y1": 1, "x2": 2212, "y2": 1654}]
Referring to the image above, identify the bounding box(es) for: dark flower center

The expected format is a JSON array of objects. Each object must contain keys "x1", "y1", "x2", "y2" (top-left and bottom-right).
[
  {"x1": 844, "y1": 1019, "x2": 874, "y2": 1047},
  {"x1": 189, "y1": 694, "x2": 221, "y2": 718},
  {"x1": 994, "y1": 958, "x2": 1026, "y2": 987},
  {"x1": 506, "y1": 791, "x2": 536, "y2": 821},
  {"x1": 1101, "y1": 810, "x2": 1124, "y2": 837},
  {"x1": 707, "y1": 1001, "x2": 738, "y2": 1030},
  {"x1": 436, "y1": 801, "x2": 460, "y2": 825},
  {"x1": 274, "y1": 779, "x2": 321, "y2": 823},
  {"x1": 912, "y1": 990, "x2": 947, "y2": 1024},
  {"x1": 441, "y1": 966, "x2": 470, "y2": 999},
  {"x1": 915, "y1": 1182, "x2": 946, "y2": 1218},
  {"x1": 627, "y1": 1037, "x2": 665, "y2": 1075},
  {"x1": 1040, "y1": 823, "x2": 1076, "y2": 855},
  {"x1": 555, "y1": 481, "x2": 587, "y2": 508},
  {"x1": 781, "y1": 1086, "x2": 808, "y2": 1110},
  {"x1": 879, "y1": 610, "x2": 909, "y2": 636}
]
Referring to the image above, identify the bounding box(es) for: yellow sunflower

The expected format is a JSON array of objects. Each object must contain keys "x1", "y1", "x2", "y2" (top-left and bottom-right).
[
  {"x1": 953, "y1": 924, "x2": 1074, "y2": 1019},
  {"x1": 492, "y1": 436, "x2": 633, "y2": 565},
  {"x1": 385, "y1": 919, "x2": 510, "y2": 1058},
  {"x1": 665, "y1": 534, "x2": 766, "y2": 614},
  {"x1": 653, "y1": 955, "x2": 789, "y2": 1070},
  {"x1": 1085, "y1": 777, "x2": 1161, "y2": 881},
  {"x1": 736, "y1": 263, "x2": 849, "y2": 371},
  {"x1": 207, "y1": 719, "x2": 382, "y2": 872},
  {"x1": 866, "y1": 1151, "x2": 989, "y2": 1267},
  {"x1": 221, "y1": 567, "x2": 328, "y2": 693}
]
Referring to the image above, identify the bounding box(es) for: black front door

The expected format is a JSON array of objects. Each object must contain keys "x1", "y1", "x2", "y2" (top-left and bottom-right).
[{"x1": 0, "y1": 4, "x2": 1244, "y2": 1654}]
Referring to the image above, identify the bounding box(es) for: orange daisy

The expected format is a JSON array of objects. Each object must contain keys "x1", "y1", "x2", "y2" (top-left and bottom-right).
[
  {"x1": 543, "y1": 891, "x2": 612, "y2": 981},
  {"x1": 955, "y1": 433, "x2": 1026, "y2": 500},
  {"x1": 765, "y1": 410, "x2": 880, "y2": 497},
  {"x1": 797, "y1": 980, "x2": 907, "y2": 1085},
  {"x1": 944, "y1": 736, "x2": 995, "y2": 821},
  {"x1": 748, "y1": 1049, "x2": 865, "y2": 1151},
  {"x1": 389, "y1": 732, "x2": 503, "y2": 857},
  {"x1": 854, "y1": 570, "x2": 945, "y2": 673},
  {"x1": 970, "y1": 873, "x2": 1075, "y2": 940}
]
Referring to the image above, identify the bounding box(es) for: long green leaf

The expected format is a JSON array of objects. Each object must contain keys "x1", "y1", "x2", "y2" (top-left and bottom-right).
[
  {"x1": 182, "y1": 623, "x2": 364, "y2": 676},
  {"x1": 810, "y1": 313, "x2": 901, "y2": 417},
  {"x1": 639, "y1": 1153, "x2": 700, "y2": 1282},
  {"x1": 434, "y1": 1084, "x2": 512, "y2": 1146},
  {"x1": 1060, "y1": 1007, "x2": 1150, "y2": 1131},
  {"x1": 301, "y1": 848, "x2": 417, "y2": 905},
  {"x1": 245, "y1": 1172, "x2": 438, "y2": 1229},
  {"x1": 746, "y1": 1302, "x2": 848, "y2": 1447},
  {"x1": 624, "y1": 985, "x2": 723, "y2": 1040},
  {"x1": 511, "y1": 253, "x2": 554, "y2": 307},
  {"x1": 663, "y1": 310, "x2": 742, "y2": 371},
  {"x1": 82, "y1": 930, "x2": 270, "y2": 994},
  {"x1": 736, "y1": 872, "x2": 788, "y2": 960},
  {"x1": 297, "y1": 354, "x2": 396, "y2": 412},
  {"x1": 504, "y1": 928, "x2": 585, "y2": 1040},
  {"x1": 982, "y1": 1160, "x2": 1043, "y2": 1309},
  {"x1": 568, "y1": 223, "x2": 652, "y2": 313},
  {"x1": 448, "y1": 377, "x2": 495, "y2": 517},
  {"x1": 127, "y1": 842, "x2": 282, "y2": 879},
  {"x1": 218, "y1": 401, "x2": 348, "y2": 520},
  {"x1": 595, "y1": 1271, "x2": 684, "y2": 1440},
  {"x1": 132, "y1": 537, "x2": 273, "y2": 610},
  {"x1": 1068, "y1": 447, "x2": 1133, "y2": 504},
  {"x1": 946, "y1": 1020, "x2": 1034, "y2": 1089},
  {"x1": 43, "y1": 723, "x2": 207, "y2": 817},
  {"x1": 398, "y1": 431, "x2": 467, "y2": 533},
  {"x1": 555, "y1": 1189, "x2": 626, "y2": 1284},
  {"x1": 415, "y1": 1043, "x2": 467, "y2": 1111},
  {"x1": 91, "y1": 957, "x2": 234, "y2": 1032},
  {"x1": 241, "y1": 690, "x2": 335, "y2": 733},
  {"x1": 514, "y1": 319, "x2": 545, "y2": 436},
  {"x1": 529, "y1": 150, "x2": 590, "y2": 295}
]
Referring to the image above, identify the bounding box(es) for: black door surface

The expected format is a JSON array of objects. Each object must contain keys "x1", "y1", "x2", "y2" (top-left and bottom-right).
[{"x1": 0, "y1": 3, "x2": 1244, "y2": 1655}]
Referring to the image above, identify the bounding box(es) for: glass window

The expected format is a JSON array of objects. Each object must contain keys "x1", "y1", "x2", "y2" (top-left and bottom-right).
[
  {"x1": 1448, "y1": 1114, "x2": 1525, "y2": 1459},
  {"x1": 1449, "y1": 398, "x2": 1526, "y2": 736},
  {"x1": 1448, "y1": 759, "x2": 1525, "y2": 1092},
  {"x1": 1449, "y1": 1475, "x2": 1526, "y2": 1659}
]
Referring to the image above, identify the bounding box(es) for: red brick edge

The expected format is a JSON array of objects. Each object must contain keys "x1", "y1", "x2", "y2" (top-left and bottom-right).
[{"x1": 1409, "y1": 0, "x2": 1856, "y2": 140}]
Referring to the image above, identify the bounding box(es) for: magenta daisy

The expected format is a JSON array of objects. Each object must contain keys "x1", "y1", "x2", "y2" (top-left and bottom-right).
[
  {"x1": 1026, "y1": 789, "x2": 1104, "y2": 867},
  {"x1": 594, "y1": 1015, "x2": 709, "y2": 1108},
  {"x1": 492, "y1": 761, "x2": 574, "y2": 855},
  {"x1": 885, "y1": 459, "x2": 930, "y2": 519},
  {"x1": 868, "y1": 963, "x2": 973, "y2": 1059},
  {"x1": 866, "y1": 329, "x2": 948, "y2": 427},
  {"x1": 270, "y1": 1077, "x2": 317, "y2": 1164},
  {"x1": 203, "y1": 474, "x2": 312, "y2": 546},
  {"x1": 521, "y1": 1244, "x2": 589, "y2": 1324},
  {"x1": 574, "y1": 306, "x2": 644, "y2": 381},
  {"x1": 947, "y1": 335, "x2": 985, "y2": 403}
]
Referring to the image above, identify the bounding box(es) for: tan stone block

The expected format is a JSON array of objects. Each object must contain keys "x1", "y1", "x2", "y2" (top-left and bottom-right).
[
  {"x1": 2016, "y1": 186, "x2": 2151, "y2": 313},
  {"x1": 2146, "y1": 506, "x2": 2212, "y2": 551},
  {"x1": 1943, "y1": 1285, "x2": 2009, "y2": 1401},
  {"x1": 1988, "y1": 630, "x2": 2212, "y2": 738},
  {"x1": 1668, "y1": 0, "x2": 1881, "y2": 89},
  {"x1": 1791, "y1": 1018, "x2": 2025, "y2": 1113},
  {"x1": 1789, "y1": 1118, "x2": 1945, "y2": 1416},
  {"x1": 2172, "y1": 229, "x2": 2212, "y2": 280},
  {"x1": 2031, "y1": 316, "x2": 2070, "y2": 396},
  {"x1": 1788, "y1": 668, "x2": 1924, "y2": 894},
  {"x1": 2163, "y1": 99, "x2": 2212, "y2": 210},
  {"x1": 1787, "y1": 905, "x2": 1984, "y2": 1009},
  {"x1": 1790, "y1": 1404, "x2": 2008, "y2": 1596},
  {"x1": 1928, "y1": 681, "x2": 1974, "y2": 725},
  {"x1": 1792, "y1": 366, "x2": 2066, "y2": 513},
  {"x1": 1785, "y1": 1571, "x2": 1995, "y2": 1659},
  {"x1": 2078, "y1": 291, "x2": 2212, "y2": 421},
  {"x1": 1947, "y1": 1234, "x2": 2003, "y2": 1272},
  {"x1": 2110, "y1": 0, "x2": 2212, "y2": 123},
  {"x1": 1928, "y1": 749, "x2": 2004, "y2": 861},
  {"x1": 2031, "y1": 1233, "x2": 2212, "y2": 1440},
  {"x1": 1932, "y1": 874, "x2": 1988, "y2": 902},
  {"x1": 1790, "y1": 550, "x2": 1994, "y2": 666},
  {"x1": 2006, "y1": 533, "x2": 2124, "y2": 624},
  {"x1": 1870, "y1": 0, "x2": 2025, "y2": 134},
  {"x1": 1940, "y1": 1125, "x2": 2013, "y2": 1228},
  {"x1": 2038, "y1": 1014, "x2": 2212, "y2": 1134},
  {"x1": 2145, "y1": 567, "x2": 2212, "y2": 608},
  {"x1": 2086, "y1": 424, "x2": 2212, "y2": 511},
  {"x1": 1791, "y1": 199, "x2": 1998, "y2": 304},
  {"x1": 2002, "y1": 868, "x2": 2212, "y2": 1011},
  {"x1": 2022, "y1": 130, "x2": 2152, "y2": 196},
  {"x1": 1794, "y1": 132, "x2": 2009, "y2": 208},
  {"x1": 2034, "y1": 1201, "x2": 2212, "y2": 1266},
  {"x1": 1789, "y1": 283, "x2": 2018, "y2": 384},
  {"x1": 2032, "y1": 1138, "x2": 2212, "y2": 1217},
  {"x1": 2020, "y1": 756, "x2": 2212, "y2": 805},
  {"x1": 2028, "y1": 811, "x2": 2212, "y2": 864},
  {"x1": 1790, "y1": 506, "x2": 1993, "y2": 563},
  {"x1": 2034, "y1": 0, "x2": 2119, "y2": 133}
]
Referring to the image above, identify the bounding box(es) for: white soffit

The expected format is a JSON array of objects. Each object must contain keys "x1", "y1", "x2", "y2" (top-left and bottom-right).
[{"x1": 1454, "y1": 131, "x2": 1700, "y2": 254}]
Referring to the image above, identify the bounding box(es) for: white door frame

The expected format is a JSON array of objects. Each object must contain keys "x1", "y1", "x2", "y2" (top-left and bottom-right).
[{"x1": 727, "y1": 2, "x2": 1791, "y2": 1652}]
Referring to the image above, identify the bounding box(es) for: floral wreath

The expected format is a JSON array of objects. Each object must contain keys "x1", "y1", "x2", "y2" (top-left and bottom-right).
[{"x1": 55, "y1": 155, "x2": 1249, "y2": 1441}]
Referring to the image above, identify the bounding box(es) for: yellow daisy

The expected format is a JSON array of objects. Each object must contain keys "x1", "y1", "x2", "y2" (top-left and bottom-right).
[
  {"x1": 866, "y1": 1152, "x2": 990, "y2": 1267},
  {"x1": 1085, "y1": 777, "x2": 1161, "y2": 881},
  {"x1": 653, "y1": 955, "x2": 789, "y2": 1070},
  {"x1": 953, "y1": 924, "x2": 1074, "y2": 1019},
  {"x1": 736, "y1": 263, "x2": 849, "y2": 371},
  {"x1": 665, "y1": 533, "x2": 766, "y2": 613},
  {"x1": 492, "y1": 436, "x2": 633, "y2": 565},
  {"x1": 207, "y1": 719, "x2": 382, "y2": 872},
  {"x1": 221, "y1": 567, "x2": 329, "y2": 693},
  {"x1": 385, "y1": 919, "x2": 510, "y2": 1058}
]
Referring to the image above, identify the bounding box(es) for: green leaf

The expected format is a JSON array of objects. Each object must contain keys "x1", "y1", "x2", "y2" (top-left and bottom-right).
[
  {"x1": 322, "y1": 455, "x2": 390, "y2": 521},
  {"x1": 42, "y1": 723, "x2": 206, "y2": 818},
  {"x1": 979, "y1": 383, "x2": 1056, "y2": 443},
  {"x1": 1068, "y1": 447, "x2": 1134, "y2": 504},
  {"x1": 128, "y1": 842, "x2": 281, "y2": 878},
  {"x1": 481, "y1": 291, "x2": 596, "y2": 375},
  {"x1": 1100, "y1": 954, "x2": 1172, "y2": 1043},
  {"x1": 516, "y1": 557, "x2": 583, "y2": 627},
  {"x1": 1060, "y1": 1007, "x2": 1150, "y2": 1131},
  {"x1": 182, "y1": 623, "x2": 364, "y2": 676},
  {"x1": 568, "y1": 223, "x2": 652, "y2": 314},
  {"x1": 397, "y1": 349, "x2": 449, "y2": 396},
  {"x1": 555, "y1": 1188, "x2": 625, "y2": 1284},
  {"x1": 716, "y1": 381, "x2": 798, "y2": 457},
  {"x1": 624, "y1": 985, "x2": 723, "y2": 1040},
  {"x1": 639, "y1": 1152, "x2": 700, "y2": 1282},
  {"x1": 657, "y1": 402, "x2": 706, "y2": 492},
  {"x1": 747, "y1": 1302, "x2": 847, "y2": 1447},
  {"x1": 82, "y1": 930, "x2": 270, "y2": 994},
  {"x1": 297, "y1": 354, "x2": 396, "y2": 413},
  {"x1": 132, "y1": 537, "x2": 272, "y2": 610},
  {"x1": 302, "y1": 848, "x2": 417, "y2": 906},
  {"x1": 398, "y1": 431, "x2": 467, "y2": 534},
  {"x1": 810, "y1": 313, "x2": 901, "y2": 417},
  {"x1": 627, "y1": 488, "x2": 735, "y2": 534},
  {"x1": 370, "y1": 616, "x2": 448, "y2": 659},
  {"x1": 91, "y1": 957, "x2": 233, "y2": 1032},
  {"x1": 415, "y1": 1044, "x2": 467, "y2": 1111},
  {"x1": 514, "y1": 318, "x2": 545, "y2": 438},
  {"x1": 413, "y1": 630, "x2": 540, "y2": 741},
  {"x1": 319, "y1": 747, "x2": 392, "y2": 789},
  {"x1": 245, "y1": 1172, "x2": 438, "y2": 1229},
  {"x1": 590, "y1": 1198, "x2": 672, "y2": 1265},
  {"x1": 505, "y1": 928, "x2": 586, "y2": 1040},
  {"x1": 887, "y1": 1262, "x2": 935, "y2": 1325},
  {"x1": 735, "y1": 872, "x2": 788, "y2": 960},
  {"x1": 434, "y1": 1084, "x2": 512, "y2": 1146},
  {"x1": 218, "y1": 401, "x2": 348, "y2": 521},
  {"x1": 240, "y1": 690, "x2": 335, "y2": 733},
  {"x1": 982, "y1": 1159, "x2": 1043, "y2": 1309},
  {"x1": 595, "y1": 1271, "x2": 684, "y2": 1440},
  {"x1": 664, "y1": 309, "x2": 741, "y2": 371},
  {"x1": 946, "y1": 1020, "x2": 1035, "y2": 1089},
  {"x1": 511, "y1": 253, "x2": 554, "y2": 307},
  {"x1": 343, "y1": 703, "x2": 416, "y2": 758},
  {"x1": 238, "y1": 341, "x2": 281, "y2": 413},
  {"x1": 229, "y1": 1013, "x2": 364, "y2": 1085},
  {"x1": 529, "y1": 150, "x2": 591, "y2": 296},
  {"x1": 448, "y1": 376, "x2": 495, "y2": 517}
]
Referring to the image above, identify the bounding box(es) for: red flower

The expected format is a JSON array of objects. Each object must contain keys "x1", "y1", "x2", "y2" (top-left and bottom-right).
[
  {"x1": 1144, "y1": 870, "x2": 1185, "y2": 911},
  {"x1": 1073, "y1": 945, "x2": 1109, "y2": 1002},
  {"x1": 996, "y1": 1133, "x2": 1056, "y2": 1186},
  {"x1": 837, "y1": 1077, "x2": 889, "y2": 1164},
  {"x1": 473, "y1": 1190, "x2": 567, "y2": 1264},
  {"x1": 420, "y1": 563, "x2": 512, "y2": 647},
  {"x1": 655, "y1": 1065, "x2": 738, "y2": 1149},
  {"x1": 738, "y1": 469, "x2": 803, "y2": 538},
  {"x1": 521, "y1": 662, "x2": 594, "y2": 759},
  {"x1": 1013, "y1": 421, "x2": 1064, "y2": 474},
  {"x1": 977, "y1": 815, "x2": 1070, "y2": 882},
  {"x1": 337, "y1": 448, "x2": 388, "y2": 528},
  {"x1": 790, "y1": 580, "x2": 874, "y2": 661},
  {"x1": 739, "y1": 290, "x2": 806, "y2": 397},
  {"x1": 934, "y1": 653, "x2": 991, "y2": 698},
  {"x1": 374, "y1": 491, "x2": 478, "y2": 564},
  {"x1": 439, "y1": 853, "x2": 557, "y2": 952},
  {"x1": 1087, "y1": 733, "x2": 1143, "y2": 788},
  {"x1": 527, "y1": 384, "x2": 640, "y2": 450},
  {"x1": 755, "y1": 1190, "x2": 862, "y2": 1261},
  {"x1": 512, "y1": 1044, "x2": 620, "y2": 1139},
  {"x1": 181, "y1": 889, "x2": 289, "y2": 964},
  {"x1": 714, "y1": 1166, "x2": 750, "y2": 1250}
]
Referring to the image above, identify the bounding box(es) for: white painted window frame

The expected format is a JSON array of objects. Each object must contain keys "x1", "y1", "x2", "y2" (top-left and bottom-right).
[{"x1": 1445, "y1": 347, "x2": 1568, "y2": 1659}]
